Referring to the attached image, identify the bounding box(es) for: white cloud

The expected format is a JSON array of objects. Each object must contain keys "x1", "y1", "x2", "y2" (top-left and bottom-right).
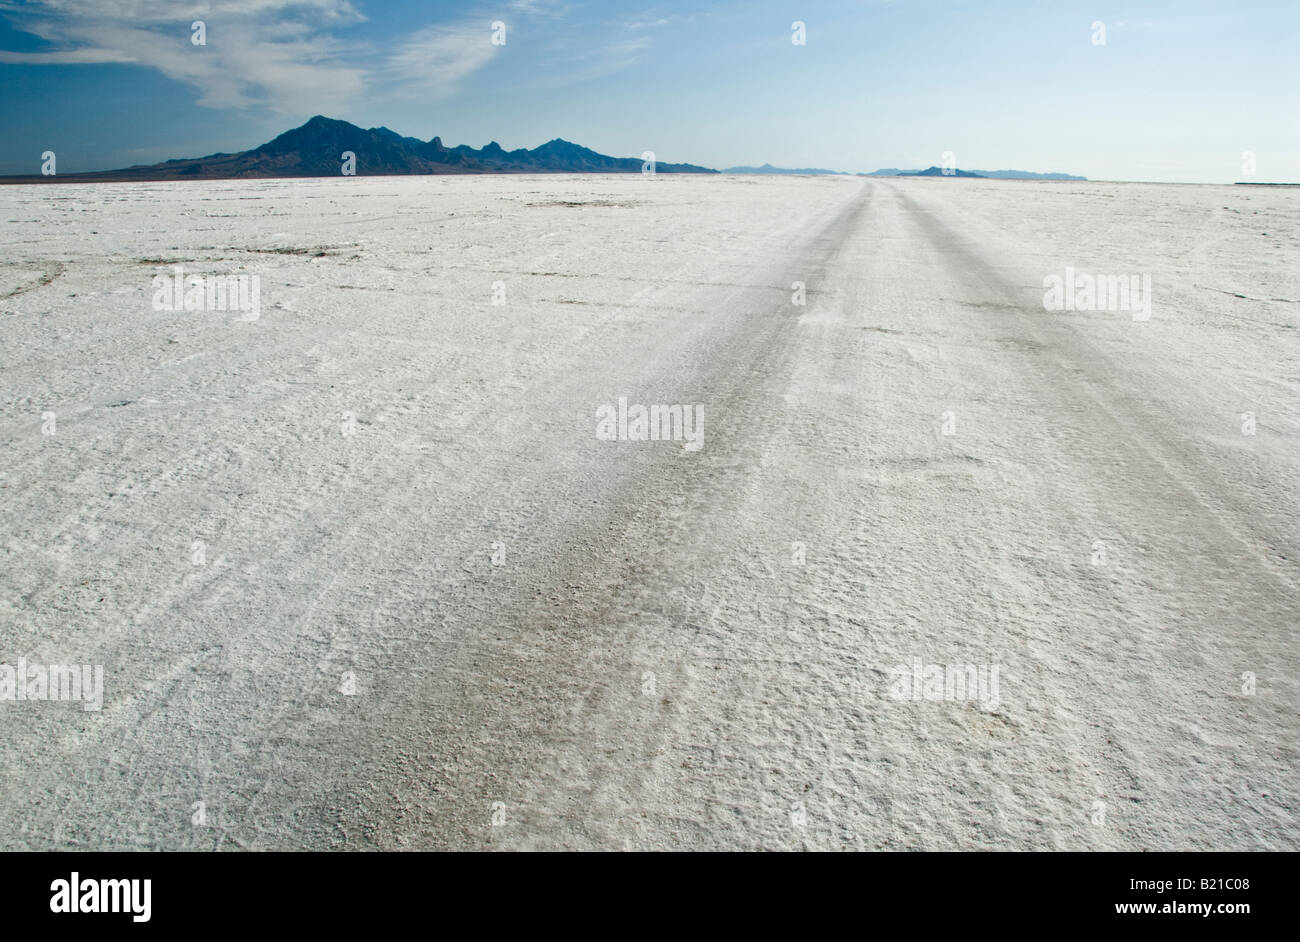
[
  {"x1": 1, "y1": 1, "x2": 362, "y2": 19},
  {"x1": 383, "y1": 23, "x2": 502, "y2": 99},
  {"x1": 0, "y1": 0, "x2": 499, "y2": 114}
]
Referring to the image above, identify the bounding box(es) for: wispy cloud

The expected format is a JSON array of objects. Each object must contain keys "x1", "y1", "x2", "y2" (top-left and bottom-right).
[
  {"x1": 0, "y1": 0, "x2": 504, "y2": 114},
  {"x1": 383, "y1": 23, "x2": 502, "y2": 99},
  {"x1": 0, "y1": 1, "x2": 363, "y2": 20},
  {"x1": 622, "y1": 12, "x2": 694, "y2": 31},
  {"x1": 538, "y1": 35, "x2": 650, "y2": 86},
  {"x1": 0, "y1": 0, "x2": 663, "y2": 115}
]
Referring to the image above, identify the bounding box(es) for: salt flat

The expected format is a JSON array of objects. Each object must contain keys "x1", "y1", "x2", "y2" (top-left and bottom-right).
[{"x1": 0, "y1": 173, "x2": 1297, "y2": 850}]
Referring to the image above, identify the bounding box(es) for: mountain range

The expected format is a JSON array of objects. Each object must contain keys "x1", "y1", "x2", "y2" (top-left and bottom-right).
[
  {"x1": 0, "y1": 115, "x2": 1086, "y2": 182},
  {"x1": 900, "y1": 166, "x2": 986, "y2": 178},
  {"x1": 723, "y1": 163, "x2": 849, "y2": 176},
  {"x1": 2, "y1": 115, "x2": 717, "y2": 182},
  {"x1": 861, "y1": 167, "x2": 1087, "y2": 180},
  {"x1": 724, "y1": 164, "x2": 1085, "y2": 180}
]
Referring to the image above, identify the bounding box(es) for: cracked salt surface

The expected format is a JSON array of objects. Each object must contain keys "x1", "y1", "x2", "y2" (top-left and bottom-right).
[{"x1": 0, "y1": 174, "x2": 1296, "y2": 850}]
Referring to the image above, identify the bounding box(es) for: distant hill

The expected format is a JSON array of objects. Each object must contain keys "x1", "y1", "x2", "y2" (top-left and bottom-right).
[
  {"x1": 860, "y1": 167, "x2": 1086, "y2": 181},
  {"x1": 977, "y1": 170, "x2": 1086, "y2": 181},
  {"x1": 0, "y1": 115, "x2": 717, "y2": 182},
  {"x1": 900, "y1": 166, "x2": 986, "y2": 178},
  {"x1": 724, "y1": 163, "x2": 848, "y2": 175}
]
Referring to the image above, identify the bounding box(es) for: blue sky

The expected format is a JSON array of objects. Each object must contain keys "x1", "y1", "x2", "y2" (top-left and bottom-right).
[{"x1": 0, "y1": 0, "x2": 1296, "y2": 182}]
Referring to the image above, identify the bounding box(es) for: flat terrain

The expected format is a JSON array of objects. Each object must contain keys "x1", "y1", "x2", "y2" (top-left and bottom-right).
[{"x1": 1, "y1": 174, "x2": 1297, "y2": 850}]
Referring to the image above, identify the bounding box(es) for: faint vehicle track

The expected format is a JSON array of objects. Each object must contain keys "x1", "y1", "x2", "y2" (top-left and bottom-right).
[{"x1": 1, "y1": 260, "x2": 64, "y2": 300}]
